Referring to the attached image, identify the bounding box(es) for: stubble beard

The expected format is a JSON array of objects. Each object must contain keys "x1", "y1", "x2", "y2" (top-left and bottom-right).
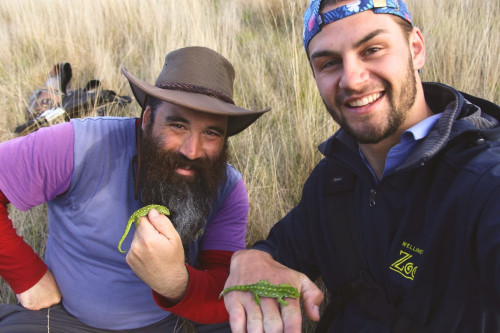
[
  {"x1": 138, "y1": 126, "x2": 228, "y2": 251},
  {"x1": 324, "y1": 55, "x2": 418, "y2": 144}
]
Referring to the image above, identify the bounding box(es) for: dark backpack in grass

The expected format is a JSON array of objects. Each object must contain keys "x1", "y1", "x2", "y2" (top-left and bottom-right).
[{"x1": 14, "y1": 62, "x2": 132, "y2": 135}]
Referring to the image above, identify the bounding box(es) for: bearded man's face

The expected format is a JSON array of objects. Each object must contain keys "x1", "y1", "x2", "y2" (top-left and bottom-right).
[{"x1": 138, "y1": 102, "x2": 228, "y2": 249}]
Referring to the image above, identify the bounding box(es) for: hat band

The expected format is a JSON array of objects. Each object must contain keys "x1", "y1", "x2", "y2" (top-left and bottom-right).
[
  {"x1": 319, "y1": 0, "x2": 404, "y2": 28},
  {"x1": 158, "y1": 82, "x2": 235, "y2": 105},
  {"x1": 303, "y1": 0, "x2": 413, "y2": 51}
]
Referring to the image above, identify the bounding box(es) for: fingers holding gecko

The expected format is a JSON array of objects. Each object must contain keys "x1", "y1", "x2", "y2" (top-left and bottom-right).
[
  {"x1": 225, "y1": 290, "x2": 264, "y2": 333},
  {"x1": 142, "y1": 208, "x2": 180, "y2": 242},
  {"x1": 225, "y1": 293, "x2": 298, "y2": 333},
  {"x1": 261, "y1": 297, "x2": 287, "y2": 333},
  {"x1": 130, "y1": 209, "x2": 182, "y2": 254},
  {"x1": 221, "y1": 280, "x2": 301, "y2": 333},
  {"x1": 117, "y1": 204, "x2": 170, "y2": 253}
]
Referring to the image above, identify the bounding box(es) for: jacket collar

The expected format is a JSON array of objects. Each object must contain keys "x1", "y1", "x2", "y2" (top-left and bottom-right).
[{"x1": 319, "y1": 82, "x2": 500, "y2": 163}]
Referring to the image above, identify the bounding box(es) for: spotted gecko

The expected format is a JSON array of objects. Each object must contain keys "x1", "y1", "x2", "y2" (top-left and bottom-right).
[
  {"x1": 219, "y1": 279, "x2": 300, "y2": 306},
  {"x1": 117, "y1": 204, "x2": 170, "y2": 253}
]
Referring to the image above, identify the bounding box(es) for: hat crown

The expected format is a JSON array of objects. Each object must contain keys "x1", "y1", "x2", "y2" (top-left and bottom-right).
[
  {"x1": 121, "y1": 46, "x2": 270, "y2": 136},
  {"x1": 156, "y1": 46, "x2": 235, "y2": 100}
]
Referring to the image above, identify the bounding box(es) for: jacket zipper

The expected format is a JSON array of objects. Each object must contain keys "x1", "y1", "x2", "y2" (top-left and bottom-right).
[{"x1": 369, "y1": 189, "x2": 376, "y2": 207}]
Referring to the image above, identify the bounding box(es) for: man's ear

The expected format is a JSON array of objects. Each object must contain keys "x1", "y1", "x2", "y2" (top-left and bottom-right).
[
  {"x1": 141, "y1": 105, "x2": 152, "y2": 132},
  {"x1": 410, "y1": 27, "x2": 426, "y2": 71}
]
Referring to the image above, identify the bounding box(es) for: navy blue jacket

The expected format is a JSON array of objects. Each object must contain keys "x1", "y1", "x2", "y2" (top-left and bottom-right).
[{"x1": 254, "y1": 82, "x2": 500, "y2": 332}]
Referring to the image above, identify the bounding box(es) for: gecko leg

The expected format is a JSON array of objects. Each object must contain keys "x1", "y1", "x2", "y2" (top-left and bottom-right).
[{"x1": 254, "y1": 293, "x2": 261, "y2": 306}]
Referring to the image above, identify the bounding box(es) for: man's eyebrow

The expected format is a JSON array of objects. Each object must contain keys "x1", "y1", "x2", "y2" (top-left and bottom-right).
[
  {"x1": 353, "y1": 29, "x2": 388, "y2": 49},
  {"x1": 310, "y1": 49, "x2": 339, "y2": 61},
  {"x1": 207, "y1": 125, "x2": 226, "y2": 136},
  {"x1": 165, "y1": 115, "x2": 189, "y2": 123},
  {"x1": 310, "y1": 28, "x2": 389, "y2": 61}
]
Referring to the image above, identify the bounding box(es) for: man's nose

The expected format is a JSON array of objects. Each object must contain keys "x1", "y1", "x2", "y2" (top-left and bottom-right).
[
  {"x1": 338, "y1": 58, "x2": 368, "y2": 90},
  {"x1": 178, "y1": 134, "x2": 203, "y2": 160}
]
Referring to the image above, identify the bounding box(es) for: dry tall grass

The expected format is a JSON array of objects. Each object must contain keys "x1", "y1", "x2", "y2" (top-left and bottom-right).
[{"x1": 0, "y1": 0, "x2": 498, "y2": 330}]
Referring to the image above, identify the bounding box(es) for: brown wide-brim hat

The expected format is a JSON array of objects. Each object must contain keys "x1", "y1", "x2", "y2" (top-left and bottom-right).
[{"x1": 122, "y1": 46, "x2": 270, "y2": 136}]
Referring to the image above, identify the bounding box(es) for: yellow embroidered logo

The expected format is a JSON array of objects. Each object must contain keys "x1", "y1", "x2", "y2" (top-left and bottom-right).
[{"x1": 390, "y1": 242, "x2": 424, "y2": 281}]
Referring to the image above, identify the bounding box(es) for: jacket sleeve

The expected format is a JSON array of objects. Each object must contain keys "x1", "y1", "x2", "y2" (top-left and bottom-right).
[
  {"x1": 471, "y1": 162, "x2": 500, "y2": 305},
  {"x1": 253, "y1": 161, "x2": 326, "y2": 281},
  {"x1": 0, "y1": 190, "x2": 47, "y2": 294},
  {"x1": 152, "y1": 249, "x2": 232, "y2": 323}
]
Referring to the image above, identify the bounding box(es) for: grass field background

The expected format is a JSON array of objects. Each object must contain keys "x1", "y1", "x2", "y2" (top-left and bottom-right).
[{"x1": 0, "y1": 0, "x2": 498, "y2": 330}]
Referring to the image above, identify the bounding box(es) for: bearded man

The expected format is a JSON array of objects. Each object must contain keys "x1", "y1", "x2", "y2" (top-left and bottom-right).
[{"x1": 0, "y1": 46, "x2": 269, "y2": 332}]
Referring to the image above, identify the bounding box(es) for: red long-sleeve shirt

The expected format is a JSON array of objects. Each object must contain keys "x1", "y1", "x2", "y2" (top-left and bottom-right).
[
  {"x1": 0, "y1": 190, "x2": 47, "y2": 294},
  {"x1": 155, "y1": 250, "x2": 233, "y2": 323}
]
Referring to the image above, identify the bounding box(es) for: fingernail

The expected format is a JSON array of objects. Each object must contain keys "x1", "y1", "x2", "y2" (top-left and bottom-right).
[{"x1": 150, "y1": 209, "x2": 159, "y2": 217}]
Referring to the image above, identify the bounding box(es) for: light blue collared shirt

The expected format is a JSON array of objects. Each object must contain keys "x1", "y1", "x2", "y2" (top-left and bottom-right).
[{"x1": 361, "y1": 113, "x2": 442, "y2": 184}]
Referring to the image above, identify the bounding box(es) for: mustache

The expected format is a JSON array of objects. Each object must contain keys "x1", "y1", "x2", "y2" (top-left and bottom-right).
[
  {"x1": 334, "y1": 82, "x2": 389, "y2": 107},
  {"x1": 140, "y1": 147, "x2": 214, "y2": 185},
  {"x1": 164, "y1": 150, "x2": 210, "y2": 174}
]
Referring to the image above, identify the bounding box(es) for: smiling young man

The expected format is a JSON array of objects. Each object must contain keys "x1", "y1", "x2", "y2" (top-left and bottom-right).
[
  {"x1": 308, "y1": 5, "x2": 432, "y2": 179},
  {"x1": 221, "y1": 1, "x2": 500, "y2": 332},
  {"x1": 0, "y1": 46, "x2": 270, "y2": 332}
]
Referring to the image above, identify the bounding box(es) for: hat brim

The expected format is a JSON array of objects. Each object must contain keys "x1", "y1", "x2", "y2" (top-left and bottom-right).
[{"x1": 122, "y1": 66, "x2": 270, "y2": 136}]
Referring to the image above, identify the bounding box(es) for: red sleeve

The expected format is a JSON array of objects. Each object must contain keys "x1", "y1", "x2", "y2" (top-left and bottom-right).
[
  {"x1": 153, "y1": 249, "x2": 232, "y2": 324},
  {"x1": 0, "y1": 190, "x2": 47, "y2": 294}
]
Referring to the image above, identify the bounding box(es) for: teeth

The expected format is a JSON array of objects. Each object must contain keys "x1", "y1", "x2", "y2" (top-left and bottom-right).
[{"x1": 348, "y1": 93, "x2": 382, "y2": 107}]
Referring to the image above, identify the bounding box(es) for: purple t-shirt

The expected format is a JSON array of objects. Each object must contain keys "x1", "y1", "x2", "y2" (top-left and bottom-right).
[{"x1": 0, "y1": 118, "x2": 248, "y2": 329}]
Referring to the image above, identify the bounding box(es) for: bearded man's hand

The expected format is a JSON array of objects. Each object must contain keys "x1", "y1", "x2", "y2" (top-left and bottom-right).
[{"x1": 126, "y1": 208, "x2": 188, "y2": 304}]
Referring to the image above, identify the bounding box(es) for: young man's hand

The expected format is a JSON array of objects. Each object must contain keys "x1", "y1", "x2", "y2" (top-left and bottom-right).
[{"x1": 222, "y1": 249, "x2": 324, "y2": 333}]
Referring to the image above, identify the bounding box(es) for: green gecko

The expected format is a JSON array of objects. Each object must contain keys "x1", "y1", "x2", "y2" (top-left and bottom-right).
[
  {"x1": 117, "y1": 204, "x2": 170, "y2": 253},
  {"x1": 219, "y1": 280, "x2": 300, "y2": 306}
]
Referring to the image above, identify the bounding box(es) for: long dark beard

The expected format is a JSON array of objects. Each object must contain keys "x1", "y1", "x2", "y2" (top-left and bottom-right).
[{"x1": 137, "y1": 129, "x2": 228, "y2": 251}]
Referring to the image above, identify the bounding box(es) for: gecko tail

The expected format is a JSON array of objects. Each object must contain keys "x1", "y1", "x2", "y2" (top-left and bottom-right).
[{"x1": 117, "y1": 244, "x2": 127, "y2": 253}]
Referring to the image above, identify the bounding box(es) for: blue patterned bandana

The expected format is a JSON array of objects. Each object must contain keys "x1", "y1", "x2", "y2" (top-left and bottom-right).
[{"x1": 303, "y1": 0, "x2": 413, "y2": 52}]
